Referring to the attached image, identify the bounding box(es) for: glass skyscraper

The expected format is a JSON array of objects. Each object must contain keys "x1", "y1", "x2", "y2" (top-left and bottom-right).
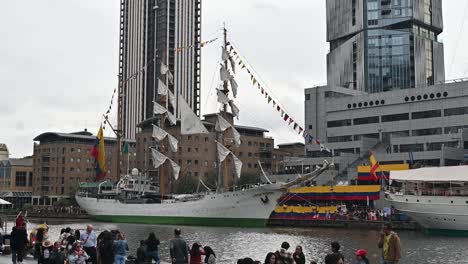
[{"x1": 326, "y1": 0, "x2": 445, "y2": 93}]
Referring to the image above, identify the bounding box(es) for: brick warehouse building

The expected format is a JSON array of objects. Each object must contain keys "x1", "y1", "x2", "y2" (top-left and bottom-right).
[{"x1": 32, "y1": 130, "x2": 136, "y2": 205}]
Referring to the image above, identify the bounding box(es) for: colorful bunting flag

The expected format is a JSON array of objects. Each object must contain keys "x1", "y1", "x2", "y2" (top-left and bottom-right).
[{"x1": 284, "y1": 114, "x2": 289, "y2": 121}]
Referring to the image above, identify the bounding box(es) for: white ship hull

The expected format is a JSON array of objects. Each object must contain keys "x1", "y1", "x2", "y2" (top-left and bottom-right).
[
  {"x1": 386, "y1": 193, "x2": 468, "y2": 234},
  {"x1": 76, "y1": 183, "x2": 284, "y2": 227}
]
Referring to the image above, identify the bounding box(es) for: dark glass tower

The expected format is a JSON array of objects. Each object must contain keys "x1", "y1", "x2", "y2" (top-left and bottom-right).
[
  {"x1": 118, "y1": 0, "x2": 202, "y2": 139},
  {"x1": 326, "y1": 0, "x2": 445, "y2": 93}
]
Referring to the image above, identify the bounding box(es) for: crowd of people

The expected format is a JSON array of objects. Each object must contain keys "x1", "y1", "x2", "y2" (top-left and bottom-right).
[
  {"x1": 236, "y1": 223, "x2": 401, "y2": 264},
  {"x1": 26, "y1": 206, "x2": 88, "y2": 217},
  {"x1": 4, "y1": 212, "x2": 401, "y2": 264}
]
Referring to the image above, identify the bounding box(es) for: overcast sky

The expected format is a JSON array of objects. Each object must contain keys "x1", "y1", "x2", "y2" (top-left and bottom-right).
[{"x1": 1, "y1": 0, "x2": 468, "y2": 158}]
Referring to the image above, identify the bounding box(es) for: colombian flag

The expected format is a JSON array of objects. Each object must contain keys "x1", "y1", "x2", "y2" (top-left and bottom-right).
[
  {"x1": 91, "y1": 126, "x2": 106, "y2": 181},
  {"x1": 369, "y1": 152, "x2": 381, "y2": 182}
]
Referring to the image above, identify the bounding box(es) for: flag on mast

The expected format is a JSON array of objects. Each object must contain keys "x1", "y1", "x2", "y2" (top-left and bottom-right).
[
  {"x1": 369, "y1": 152, "x2": 380, "y2": 182},
  {"x1": 91, "y1": 126, "x2": 107, "y2": 181}
]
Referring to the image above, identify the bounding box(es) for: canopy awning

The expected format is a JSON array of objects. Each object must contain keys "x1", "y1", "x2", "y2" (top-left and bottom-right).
[
  {"x1": 0, "y1": 198, "x2": 12, "y2": 205},
  {"x1": 390, "y1": 166, "x2": 468, "y2": 182}
]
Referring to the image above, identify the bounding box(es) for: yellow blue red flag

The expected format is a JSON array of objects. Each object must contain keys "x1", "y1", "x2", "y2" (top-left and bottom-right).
[
  {"x1": 369, "y1": 152, "x2": 380, "y2": 182},
  {"x1": 90, "y1": 126, "x2": 106, "y2": 181}
]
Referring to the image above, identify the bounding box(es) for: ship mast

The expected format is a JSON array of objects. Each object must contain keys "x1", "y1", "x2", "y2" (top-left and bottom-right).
[{"x1": 221, "y1": 24, "x2": 230, "y2": 192}]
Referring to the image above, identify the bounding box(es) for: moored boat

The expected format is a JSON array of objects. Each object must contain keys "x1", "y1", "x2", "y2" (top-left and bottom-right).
[{"x1": 386, "y1": 165, "x2": 468, "y2": 235}]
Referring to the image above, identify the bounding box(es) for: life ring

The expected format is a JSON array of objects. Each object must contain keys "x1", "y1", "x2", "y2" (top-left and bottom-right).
[{"x1": 261, "y1": 195, "x2": 269, "y2": 203}]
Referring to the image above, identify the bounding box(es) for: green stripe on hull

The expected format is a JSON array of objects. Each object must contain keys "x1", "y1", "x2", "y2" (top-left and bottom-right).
[
  {"x1": 424, "y1": 228, "x2": 468, "y2": 237},
  {"x1": 93, "y1": 215, "x2": 268, "y2": 227}
]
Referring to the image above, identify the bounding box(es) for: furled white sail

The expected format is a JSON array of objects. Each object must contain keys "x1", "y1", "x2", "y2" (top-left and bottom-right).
[
  {"x1": 220, "y1": 65, "x2": 231, "y2": 82},
  {"x1": 167, "y1": 134, "x2": 178, "y2": 153},
  {"x1": 232, "y1": 154, "x2": 242, "y2": 178},
  {"x1": 160, "y1": 62, "x2": 174, "y2": 85},
  {"x1": 169, "y1": 160, "x2": 181, "y2": 180},
  {"x1": 229, "y1": 56, "x2": 236, "y2": 74},
  {"x1": 216, "y1": 142, "x2": 242, "y2": 178},
  {"x1": 158, "y1": 79, "x2": 168, "y2": 96},
  {"x1": 153, "y1": 101, "x2": 167, "y2": 115},
  {"x1": 229, "y1": 100, "x2": 240, "y2": 118},
  {"x1": 221, "y1": 47, "x2": 230, "y2": 61},
  {"x1": 232, "y1": 127, "x2": 241, "y2": 146},
  {"x1": 167, "y1": 112, "x2": 177, "y2": 126},
  {"x1": 168, "y1": 91, "x2": 176, "y2": 109},
  {"x1": 215, "y1": 114, "x2": 231, "y2": 132},
  {"x1": 152, "y1": 125, "x2": 178, "y2": 152},
  {"x1": 229, "y1": 77, "x2": 238, "y2": 98},
  {"x1": 151, "y1": 148, "x2": 180, "y2": 180},
  {"x1": 167, "y1": 71, "x2": 174, "y2": 85},
  {"x1": 160, "y1": 63, "x2": 169, "y2": 75},
  {"x1": 217, "y1": 89, "x2": 230, "y2": 104},
  {"x1": 216, "y1": 142, "x2": 231, "y2": 163},
  {"x1": 152, "y1": 124, "x2": 168, "y2": 141},
  {"x1": 151, "y1": 148, "x2": 168, "y2": 169},
  {"x1": 179, "y1": 96, "x2": 209, "y2": 135}
]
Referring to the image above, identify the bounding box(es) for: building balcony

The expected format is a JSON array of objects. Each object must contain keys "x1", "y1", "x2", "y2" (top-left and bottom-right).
[{"x1": 259, "y1": 147, "x2": 272, "y2": 153}]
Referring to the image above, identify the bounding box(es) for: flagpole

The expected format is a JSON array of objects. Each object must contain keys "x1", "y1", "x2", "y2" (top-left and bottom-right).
[{"x1": 127, "y1": 151, "x2": 130, "y2": 174}]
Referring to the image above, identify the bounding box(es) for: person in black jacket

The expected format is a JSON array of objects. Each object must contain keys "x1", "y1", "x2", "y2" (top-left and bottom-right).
[
  {"x1": 136, "y1": 240, "x2": 146, "y2": 264},
  {"x1": 145, "y1": 232, "x2": 160, "y2": 264},
  {"x1": 49, "y1": 241, "x2": 66, "y2": 264},
  {"x1": 11, "y1": 224, "x2": 29, "y2": 264},
  {"x1": 97, "y1": 230, "x2": 114, "y2": 264}
]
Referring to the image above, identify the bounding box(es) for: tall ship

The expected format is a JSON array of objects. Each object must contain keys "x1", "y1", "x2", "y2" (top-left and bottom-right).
[
  {"x1": 76, "y1": 28, "x2": 332, "y2": 227},
  {"x1": 386, "y1": 165, "x2": 468, "y2": 235}
]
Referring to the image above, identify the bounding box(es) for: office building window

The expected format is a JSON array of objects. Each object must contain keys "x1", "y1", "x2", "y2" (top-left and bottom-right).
[
  {"x1": 382, "y1": 131, "x2": 410, "y2": 140},
  {"x1": 444, "y1": 107, "x2": 468, "y2": 117},
  {"x1": 354, "y1": 133, "x2": 380, "y2": 141},
  {"x1": 411, "y1": 110, "x2": 441, "y2": 119},
  {"x1": 327, "y1": 119, "x2": 352, "y2": 128},
  {"x1": 352, "y1": 0, "x2": 356, "y2": 26},
  {"x1": 15, "y1": 171, "x2": 27, "y2": 187},
  {"x1": 353, "y1": 116, "x2": 379, "y2": 125},
  {"x1": 327, "y1": 135, "x2": 353, "y2": 143},
  {"x1": 352, "y1": 41, "x2": 357, "y2": 89},
  {"x1": 400, "y1": 143, "x2": 424, "y2": 152},
  {"x1": 424, "y1": 0, "x2": 432, "y2": 25},
  {"x1": 425, "y1": 40, "x2": 434, "y2": 85},
  {"x1": 382, "y1": 113, "x2": 409, "y2": 122},
  {"x1": 28, "y1": 172, "x2": 33, "y2": 186},
  {"x1": 445, "y1": 126, "x2": 468, "y2": 134},
  {"x1": 412, "y1": 128, "x2": 442, "y2": 136}
]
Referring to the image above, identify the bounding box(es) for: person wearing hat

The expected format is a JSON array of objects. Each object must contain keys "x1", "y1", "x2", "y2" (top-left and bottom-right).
[
  {"x1": 42, "y1": 240, "x2": 53, "y2": 263},
  {"x1": 355, "y1": 249, "x2": 369, "y2": 264}
]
